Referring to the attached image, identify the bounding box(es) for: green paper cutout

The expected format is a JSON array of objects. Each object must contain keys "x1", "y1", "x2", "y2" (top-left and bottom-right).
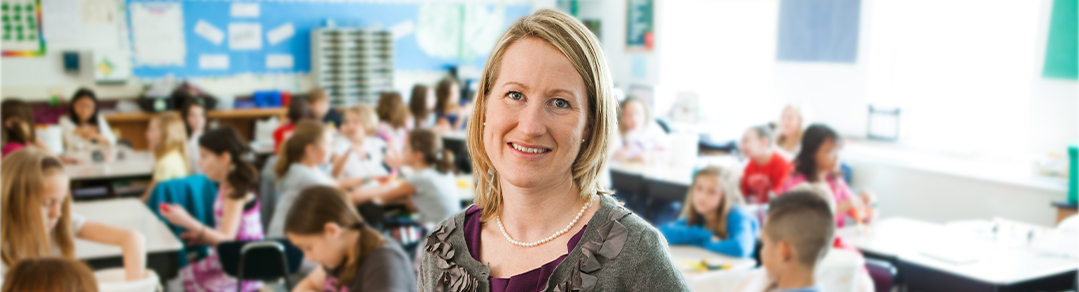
[{"x1": 1043, "y1": 0, "x2": 1078, "y2": 79}]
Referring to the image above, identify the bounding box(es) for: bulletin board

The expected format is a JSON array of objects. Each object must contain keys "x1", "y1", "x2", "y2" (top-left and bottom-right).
[
  {"x1": 125, "y1": 0, "x2": 531, "y2": 78},
  {"x1": 0, "y1": 0, "x2": 45, "y2": 57}
]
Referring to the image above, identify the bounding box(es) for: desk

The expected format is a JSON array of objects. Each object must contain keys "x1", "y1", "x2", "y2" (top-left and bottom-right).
[
  {"x1": 1052, "y1": 200, "x2": 1077, "y2": 226},
  {"x1": 456, "y1": 174, "x2": 476, "y2": 204},
  {"x1": 838, "y1": 217, "x2": 1079, "y2": 292},
  {"x1": 670, "y1": 245, "x2": 757, "y2": 292},
  {"x1": 106, "y1": 107, "x2": 285, "y2": 150},
  {"x1": 65, "y1": 151, "x2": 155, "y2": 182},
  {"x1": 73, "y1": 199, "x2": 183, "y2": 282}
]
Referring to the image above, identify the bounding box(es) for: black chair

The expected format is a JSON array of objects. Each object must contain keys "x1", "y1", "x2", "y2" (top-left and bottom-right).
[
  {"x1": 217, "y1": 239, "x2": 304, "y2": 291},
  {"x1": 865, "y1": 258, "x2": 897, "y2": 292},
  {"x1": 642, "y1": 179, "x2": 689, "y2": 225}
]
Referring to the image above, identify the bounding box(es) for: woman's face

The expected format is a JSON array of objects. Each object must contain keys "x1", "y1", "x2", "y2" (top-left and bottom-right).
[
  {"x1": 197, "y1": 147, "x2": 230, "y2": 182},
  {"x1": 341, "y1": 111, "x2": 366, "y2": 139},
  {"x1": 690, "y1": 174, "x2": 724, "y2": 216},
  {"x1": 40, "y1": 172, "x2": 70, "y2": 231},
  {"x1": 815, "y1": 138, "x2": 840, "y2": 174},
  {"x1": 780, "y1": 107, "x2": 801, "y2": 136},
  {"x1": 186, "y1": 105, "x2": 206, "y2": 135},
  {"x1": 483, "y1": 37, "x2": 589, "y2": 190},
  {"x1": 145, "y1": 119, "x2": 161, "y2": 148},
  {"x1": 621, "y1": 101, "x2": 646, "y2": 132},
  {"x1": 72, "y1": 97, "x2": 96, "y2": 122}
]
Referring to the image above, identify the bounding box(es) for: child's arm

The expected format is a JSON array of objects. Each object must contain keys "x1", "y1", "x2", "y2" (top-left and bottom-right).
[
  {"x1": 77, "y1": 221, "x2": 147, "y2": 281},
  {"x1": 349, "y1": 181, "x2": 416, "y2": 205},
  {"x1": 160, "y1": 195, "x2": 245, "y2": 246},
  {"x1": 330, "y1": 151, "x2": 350, "y2": 178},
  {"x1": 700, "y1": 211, "x2": 758, "y2": 258},
  {"x1": 657, "y1": 218, "x2": 713, "y2": 245},
  {"x1": 291, "y1": 266, "x2": 326, "y2": 292}
]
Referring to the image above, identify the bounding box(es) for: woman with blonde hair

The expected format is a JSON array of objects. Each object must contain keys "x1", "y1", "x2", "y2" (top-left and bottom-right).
[
  {"x1": 418, "y1": 9, "x2": 688, "y2": 291},
  {"x1": 1, "y1": 149, "x2": 146, "y2": 280}
]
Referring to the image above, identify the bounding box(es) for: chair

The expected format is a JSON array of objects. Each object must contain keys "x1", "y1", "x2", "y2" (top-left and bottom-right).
[
  {"x1": 865, "y1": 258, "x2": 897, "y2": 292},
  {"x1": 610, "y1": 169, "x2": 647, "y2": 215},
  {"x1": 217, "y1": 239, "x2": 304, "y2": 291},
  {"x1": 643, "y1": 179, "x2": 689, "y2": 225}
]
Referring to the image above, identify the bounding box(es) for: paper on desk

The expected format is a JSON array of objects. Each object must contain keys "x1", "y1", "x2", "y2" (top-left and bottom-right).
[
  {"x1": 194, "y1": 20, "x2": 224, "y2": 45},
  {"x1": 266, "y1": 22, "x2": 294, "y2": 45},
  {"x1": 130, "y1": 2, "x2": 185, "y2": 66},
  {"x1": 230, "y1": 2, "x2": 259, "y2": 18},
  {"x1": 229, "y1": 22, "x2": 262, "y2": 50},
  {"x1": 198, "y1": 54, "x2": 228, "y2": 70},
  {"x1": 266, "y1": 54, "x2": 293, "y2": 69}
]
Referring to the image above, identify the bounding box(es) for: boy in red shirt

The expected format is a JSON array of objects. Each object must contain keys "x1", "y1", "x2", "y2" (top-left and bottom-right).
[{"x1": 739, "y1": 125, "x2": 793, "y2": 204}]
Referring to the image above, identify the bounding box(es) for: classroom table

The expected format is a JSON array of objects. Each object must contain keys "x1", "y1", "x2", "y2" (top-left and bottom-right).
[
  {"x1": 670, "y1": 245, "x2": 758, "y2": 292},
  {"x1": 105, "y1": 107, "x2": 286, "y2": 150},
  {"x1": 837, "y1": 217, "x2": 1079, "y2": 292},
  {"x1": 65, "y1": 150, "x2": 155, "y2": 182},
  {"x1": 73, "y1": 198, "x2": 184, "y2": 284},
  {"x1": 672, "y1": 245, "x2": 873, "y2": 292}
]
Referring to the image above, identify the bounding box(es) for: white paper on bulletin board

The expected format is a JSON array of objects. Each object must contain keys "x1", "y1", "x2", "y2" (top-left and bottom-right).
[
  {"x1": 130, "y1": 2, "x2": 186, "y2": 66},
  {"x1": 229, "y1": 22, "x2": 262, "y2": 50},
  {"x1": 93, "y1": 49, "x2": 132, "y2": 82},
  {"x1": 41, "y1": 0, "x2": 81, "y2": 41}
]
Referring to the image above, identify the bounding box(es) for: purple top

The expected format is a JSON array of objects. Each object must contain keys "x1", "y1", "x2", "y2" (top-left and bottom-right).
[{"x1": 462, "y1": 205, "x2": 587, "y2": 292}]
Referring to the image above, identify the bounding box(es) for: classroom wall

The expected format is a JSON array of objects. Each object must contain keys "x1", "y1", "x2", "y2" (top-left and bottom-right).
[
  {"x1": 1, "y1": 0, "x2": 551, "y2": 103},
  {"x1": 576, "y1": 0, "x2": 662, "y2": 94}
]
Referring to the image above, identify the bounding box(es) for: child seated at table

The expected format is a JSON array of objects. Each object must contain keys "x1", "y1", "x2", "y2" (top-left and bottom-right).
[
  {"x1": 409, "y1": 84, "x2": 436, "y2": 129},
  {"x1": 308, "y1": 88, "x2": 342, "y2": 129},
  {"x1": 779, "y1": 124, "x2": 875, "y2": 227},
  {"x1": 331, "y1": 105, "x2": 388, "y2": 184},
  {"x1": 140, "y1": 112, "x2": 190, "y2": 202},
  {"x1": 158, "y1": 126, "x2": 264, "y2": 291},
  {"x1": 177, "y1": 94, "x2": 209, "y2": 174},
  {"x1": 59, "y1": 88, "x2": 117, "y2": 152},
  {"x1": 659, "y1": 166, "x2": 759, "y2": 258},
  {"x1": 285, "y1": 185, "x2": 416, "y2": 292},
  {"x1": 612, "y1": 97, "x2": 669, "y2": 162},
  {"x1": 776, "y1": 104, "x2": 809, "y2": 158},
  {"x1": 739, "y1": 125, "x2": 793, "y2": 204},
  {"x1": 1, "y1": 149, "x2": 146, "y2": 281},
  {"x1": 273, "y1": 96, "x2": 315, "y2": 153},
  {"x1": 2, "y1": 257, "x2": 99, "y2": 292},
  {"x1": 758, "y1": 189, "x2": 836, "y2": 292},
  {"x1": 2, "y1": 99, "x2": 48, "y2": 158},
  {"x1": 269, "y1": 120, "x2": 345, "y2": 237},
  {"x1": 350, "y1": 129, "x2": 459, "y2": 227},
  {"x1": 434, "y1": 76, "x2": 468, "y2": 131}
]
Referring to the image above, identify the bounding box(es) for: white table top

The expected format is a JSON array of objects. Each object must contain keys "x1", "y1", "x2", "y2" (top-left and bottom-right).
[
  {"x1": 65, "y1": 151, "x2": 155, "y2": 181},
  {"x1": 670, "y1": 245, "x2": 757, "y2": 273},
  {"x1": 608, "y1": 155, "x2": 742, "y2": 186},
  {"x1": 73, "y1": 199, "x2": 183, "y2": 260},
  {"x1": 837, "y1": 217, "x2": 1079, "y2": 285},
  {"x1": 456, "y1": 174, "x2": 476, "y2": 201}
]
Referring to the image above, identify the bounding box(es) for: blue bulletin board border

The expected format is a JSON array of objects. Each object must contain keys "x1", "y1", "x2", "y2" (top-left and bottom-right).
[{"x1": 127, "y1": 0, "x2": 531, "y2": 78}]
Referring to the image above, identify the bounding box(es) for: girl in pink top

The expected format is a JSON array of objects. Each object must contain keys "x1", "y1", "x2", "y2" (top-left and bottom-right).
[{"x1": 779, "y1": 124, "x2": 875, "y2": 227}]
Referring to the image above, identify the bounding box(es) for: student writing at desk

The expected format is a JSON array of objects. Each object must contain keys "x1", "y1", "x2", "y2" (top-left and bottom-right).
[
  {"x1": 1, "y1": 149, "x2": 146, "y2": 281},
  {"x1": 59, "y1": 88, "x2": 116, "y2": 153}
]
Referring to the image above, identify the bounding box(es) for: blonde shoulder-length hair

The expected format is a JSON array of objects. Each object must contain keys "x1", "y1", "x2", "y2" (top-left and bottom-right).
[
  {"x1": 680, "y1": 166, "x2": 744, "y2": 239},
  {"x1": 466, "y1": 9, "x2": 618, "y2": 222},
  {"x1": 1, "y1": 148, "x2": 75, "y2": 268}
]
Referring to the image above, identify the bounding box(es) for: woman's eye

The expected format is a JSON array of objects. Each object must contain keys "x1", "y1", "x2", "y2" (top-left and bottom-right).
[
  {"x1": 552, "y1": 99, "x2": 570, "y2": 108},
  {"x1": 507, "y1": 91, "x2": 524, "y2": 100}
]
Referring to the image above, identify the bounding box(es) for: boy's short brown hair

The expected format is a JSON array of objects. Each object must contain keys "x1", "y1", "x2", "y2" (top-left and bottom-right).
[
  {"x1": 765, "y1": 189, "x2": 835, "y2": 267},
  {"x1": 307, "y1": 88, "x2": 328, "y2": 104}
]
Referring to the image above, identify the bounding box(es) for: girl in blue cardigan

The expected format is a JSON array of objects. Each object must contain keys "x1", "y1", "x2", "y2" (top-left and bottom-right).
[{"x1": 659, "y1": 166, "x2": 759, "y2": 258}]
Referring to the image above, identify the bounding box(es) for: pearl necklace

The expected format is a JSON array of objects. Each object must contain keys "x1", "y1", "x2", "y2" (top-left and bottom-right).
[{"x1": 496, "y1": 198, "x2": 592, "y2": 248}]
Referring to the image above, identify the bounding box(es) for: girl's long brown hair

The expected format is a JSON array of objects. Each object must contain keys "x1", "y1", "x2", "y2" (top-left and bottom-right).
[
  {"x1": 435, "y1": 77, "x2": 459, "y2": 113},
  {"x1": 1, "y1": 149, "x2": 75, "y2": 268},
  {"x1": 285, "y1": 185, "x2": 384, "y2": 290},
  {"x1": 2, "y1": 257, "x2": 99, "y2": 292},
  {"x1": 274, "y1": 120, "x2": 328, "y2": 178},
  {"x1": 200, "y1": 127, "x2": 258, "y2": 199},
  {"x1": 151, "y1": 112, "x2": 190, "y2": 173},
  {"x1": 408, "y1": 129, "x2": 454, "y2": 174},
  {"x1": 1, "y1": 99, "x2": 37, "y2": 146},
  {"x1": 408, "y1": 85, "x2": 432, "y2": 125},
  {"x1": 680, "y1": 166, "x2": 743, "y2": 239},
  {"x1": 375, "y1": 92, "x2": 409, "y2": 129}
]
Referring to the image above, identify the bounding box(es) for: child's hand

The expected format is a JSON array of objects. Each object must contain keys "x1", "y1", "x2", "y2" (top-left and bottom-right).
[
  {"x1": 159, "y1": 203, "x2": 198, "y2": 230},
  {"x1": 180, "y1": 229, "x2": 210, "y2": 246}
]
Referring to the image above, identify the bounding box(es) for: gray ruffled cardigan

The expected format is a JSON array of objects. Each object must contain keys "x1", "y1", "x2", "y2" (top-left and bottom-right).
[{"x1": 419, "y1": 194, "x2": 690, "y2": 292}]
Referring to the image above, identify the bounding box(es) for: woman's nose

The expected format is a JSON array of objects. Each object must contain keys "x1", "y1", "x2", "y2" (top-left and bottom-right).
[{"x1": 515, "y1": 105, "x2": 548, "y2": 137}]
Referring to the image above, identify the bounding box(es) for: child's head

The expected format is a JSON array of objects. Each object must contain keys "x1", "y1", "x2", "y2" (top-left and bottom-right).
[
  {"x1": 2, "y1": 257, "x2": 99, "y2": 292},
  {"x1": 761, "y1": 189, "x2": 835, "y2": 280},
  {"x1": 1, "y1": 99, "x2": 36, "y2": 145},
  {"x1": 178, "y1": 96, "x2": 207, "y2": 136},
  {"x1": 285, "y1": 185, "x2": 384, "y2": 288},
  {"x1": 435, "y1": 77, "x2": 461, "y2": 113},
  {"x1": 793, "y1": 124, "x2": 840, "y2": 182},
  {"x1": 341, "y1": 105, "x2": 379, "y2": 140},
  {"x1": 307, "y1": 89, "x2": 331, "y2": 120},
  {"x1": 0, "y1": 149, "x2": 74, "y2": 267},
  {"x1": 147, "y1": 112, "x2": 189, "y2": 162},
  {"x1": 780, "y1": 104, "x2": 807, "y2": 137},
  {"x1": 739, "y1": 125, "x2": 774, "y2": 160},
  {"x1": 68, "y1": 88, "x2": 100, "y2": 125},
  {"x1": 619, "y1": 97, "x2": 650, "y2": 134},
  {"x1": 406, "y1": 129, "x2": 455, "y2": 173},
  {"x1": 287, "y1": 97, "x2": 314, "y2": 124},
  {"x1": 376, "y1": 92, "x2": 409, "y2": 129},
  {"x1": 409, "y1": 84, "x2": 435, "y2": 120},
  {"x1": 199, "y1": 127, "x2": 258, "y2": 200},
  {"x1": 275, "y1": 120, "x2": 332, "y2": 178},
  {"x1": 681, "y1": 166, "x2": 742, "y2": 238}
]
